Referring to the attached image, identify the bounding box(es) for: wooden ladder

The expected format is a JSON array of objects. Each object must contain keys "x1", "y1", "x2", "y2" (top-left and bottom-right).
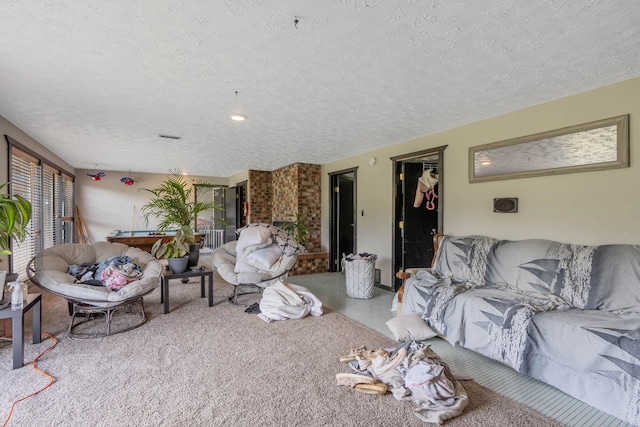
[{"x1": 74, "y1": 206, "x2": 92, "y2": 243}]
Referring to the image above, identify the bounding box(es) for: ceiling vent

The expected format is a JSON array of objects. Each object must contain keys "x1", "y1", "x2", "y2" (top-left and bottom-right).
[{"x1": 158, "y1": 134, "x2": 182, "y2": 140}]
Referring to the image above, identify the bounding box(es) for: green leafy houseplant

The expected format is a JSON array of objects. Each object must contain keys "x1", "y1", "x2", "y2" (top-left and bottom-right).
[
  {"x1": 0, "y1": 182, "x2": 32, "y2": 260},
  {"x1": 150, "y1": 225, "x2": 192, "y2": 259},
  {"x1": 281, "y1": 212, "x2": 310, "y2": 243},
  {"x1": 141, "y1": 171, "x2": 222, "y2": 239}
]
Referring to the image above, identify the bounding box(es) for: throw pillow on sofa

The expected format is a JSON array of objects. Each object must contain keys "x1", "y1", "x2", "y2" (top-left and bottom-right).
[{"x1": 386, "y1": 313, "x2": 437, "y2": 342}]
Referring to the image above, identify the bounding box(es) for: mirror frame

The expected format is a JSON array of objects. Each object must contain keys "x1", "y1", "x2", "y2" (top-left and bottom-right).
[{"x1": 469, "y1": 114, "x2": 629, "y2": 183}]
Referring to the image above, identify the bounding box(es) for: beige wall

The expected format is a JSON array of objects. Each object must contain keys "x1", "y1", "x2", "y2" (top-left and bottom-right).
[
  {"x1": 228, "y1": 170, "x2": 249, "y2": 186},
  {"x1": 322, "y1": 77, "x2": 640, "y2": 287},
  {"x1": 4, "y1": 77, "x2": 640, "y2": 286},
  {"x1": 0, "y1": 115, "x2": 75, "y2": 264},
  {"x1": 0, "y1": 115, "x2": 75, "y2": 180},
  {"x1": 75, "y1": 170, "x2": 227, "y2": 243}
]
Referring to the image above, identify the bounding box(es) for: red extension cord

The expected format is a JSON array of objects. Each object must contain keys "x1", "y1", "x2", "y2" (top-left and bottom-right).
[{"x1": 1, "y1": 323, "x2": 58, "y2": 427}]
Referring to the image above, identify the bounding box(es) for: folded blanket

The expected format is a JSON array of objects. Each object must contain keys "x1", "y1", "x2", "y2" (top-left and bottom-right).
[{"x1": 258, "y1": 281, "x2": 323, "y2": 322}]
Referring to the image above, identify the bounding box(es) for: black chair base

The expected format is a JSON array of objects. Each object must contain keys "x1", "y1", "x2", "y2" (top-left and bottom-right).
[
  {"x1": 229, "y1": 284, "x2": 263, "y2": 305},
  {"x1": 67, "y1": 297, "x2": 147, "y2": 339}
]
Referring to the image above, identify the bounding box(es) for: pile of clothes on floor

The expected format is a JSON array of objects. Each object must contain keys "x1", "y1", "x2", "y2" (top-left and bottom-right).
[
  {"x1": 336, "y1": 341, "x2": 468, "y2": 424},
  {"x1": 68, "y1": 255, "x2": 142, "y2": 291}
]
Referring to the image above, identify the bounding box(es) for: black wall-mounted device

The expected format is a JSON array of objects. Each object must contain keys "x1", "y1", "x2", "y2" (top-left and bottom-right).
[{"x1": 493, "y1": 198, "x2": 518, "y2": 213}]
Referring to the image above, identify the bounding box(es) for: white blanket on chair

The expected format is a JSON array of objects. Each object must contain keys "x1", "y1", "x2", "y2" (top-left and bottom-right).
[{"x1": 258, "y1": 281, "x2": 323, "y2": 322}]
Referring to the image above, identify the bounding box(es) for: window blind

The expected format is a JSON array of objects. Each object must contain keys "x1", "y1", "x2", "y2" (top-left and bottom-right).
[
  {"x1": 42, "y1": 164, "x2": 60, "y2": 248},
  {"x1": 10, "y1": 148, "x2": 41, "y2": 280},
  {"x1": 62, "y1": 174, "x2": 74, "y2": 244},
  {"x1": 8, "y1": 141, "x2": 75, "y2": 280}
]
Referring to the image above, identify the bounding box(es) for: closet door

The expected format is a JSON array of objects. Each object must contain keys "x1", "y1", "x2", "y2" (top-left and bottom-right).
[
  {"x1": 391, "y1": 146, "x2": 445, "y2": 291},
  {"x1": 329, "y1": 168, "x2": 357, "y2": 272},
  {"x1": 403, "y1": 162, "x2": 439, "y2": 270}
]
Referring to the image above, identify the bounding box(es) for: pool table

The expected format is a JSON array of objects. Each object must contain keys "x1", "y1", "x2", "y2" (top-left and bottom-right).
[{"x1": 106, "y1": 229, "x2": 202, "y2": 253}]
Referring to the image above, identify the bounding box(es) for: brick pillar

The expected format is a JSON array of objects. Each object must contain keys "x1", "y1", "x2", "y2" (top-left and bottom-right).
[
  {"x1": 295, "y1": 163, "x2": 321, "y2": 252},
  {"x1": 248, "y1": 170, "x2": 272, "y2": 224}
]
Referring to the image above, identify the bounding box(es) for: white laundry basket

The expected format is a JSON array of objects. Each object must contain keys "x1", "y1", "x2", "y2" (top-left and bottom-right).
[{"x1": 342, "y1": 253, "x2": 377, "y2": 299}]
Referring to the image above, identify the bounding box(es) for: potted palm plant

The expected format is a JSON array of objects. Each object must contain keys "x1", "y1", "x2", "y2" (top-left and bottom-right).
[
  {"x1": 0, "y1": 182, "x2": 32, "y2": 293},
  {"x1": 141, "y1": 171, "x2": 221, "y2": 266}
]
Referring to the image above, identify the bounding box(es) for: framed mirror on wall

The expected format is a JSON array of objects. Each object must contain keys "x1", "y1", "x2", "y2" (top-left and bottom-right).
[{"x1": 469, "y1": 114, "x2": 629, "y2": 183}]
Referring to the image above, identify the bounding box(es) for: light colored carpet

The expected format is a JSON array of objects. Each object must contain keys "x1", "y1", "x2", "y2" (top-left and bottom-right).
[{"x1": 0, "y1": 276, "x2": 562, "y2": 426}]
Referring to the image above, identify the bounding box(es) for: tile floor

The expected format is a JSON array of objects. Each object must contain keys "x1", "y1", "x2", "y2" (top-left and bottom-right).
[{"x1": 287, "y1": 272, "x2": 632, "y2": 427}]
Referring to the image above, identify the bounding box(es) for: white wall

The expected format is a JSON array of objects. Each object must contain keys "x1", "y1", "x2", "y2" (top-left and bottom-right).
[
  {"x1": 322, "y1": 77, "x2": 640, "y2": 287},
  {"x1": 75, "y1": 170, "x2": 227, "y2": 243}
]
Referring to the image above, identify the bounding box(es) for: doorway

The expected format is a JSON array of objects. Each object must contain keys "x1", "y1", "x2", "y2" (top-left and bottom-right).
[
  {"x1": 223, "y1": 181, "x2": 247, "y2": 242},
  {"x1": 390, "y1": 146, "x2": 446, "y2": 291},
  {"x1": 329, "y1": 168, "x2": 357, "y2": 272},
  {"x1": 194, "y1": 184, "x2": 227, "y2": 248}
]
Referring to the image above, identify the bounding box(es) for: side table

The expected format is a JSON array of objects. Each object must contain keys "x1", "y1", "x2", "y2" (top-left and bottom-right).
[
  {"x1": 0, "y1": 293, "x2": 42, "y2": 369},
  {"x1": 160, "y1": 267, "x2": 214, "y2": 314}
]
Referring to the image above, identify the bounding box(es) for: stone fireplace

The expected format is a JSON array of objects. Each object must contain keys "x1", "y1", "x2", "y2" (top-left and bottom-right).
[{"x1": 247, "y1": 163, "x2": 328, "y2": 275}]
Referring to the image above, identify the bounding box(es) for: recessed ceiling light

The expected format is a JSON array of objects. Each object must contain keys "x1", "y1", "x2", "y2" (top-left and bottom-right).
[{"x1": 230, "y1": 113, "x2": 246, "y2": 122}]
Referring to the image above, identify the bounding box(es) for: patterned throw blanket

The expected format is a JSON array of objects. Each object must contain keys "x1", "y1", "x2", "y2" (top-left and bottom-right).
[
  {"x1": 402, "y1": 270, "x2": 469, "y2": 335},
  {"x1": 403, "y1": 235, "x2": 572, "y2": 370},
  {"x1": 401, "y1": 234, "x2": 640, "y2": 426}
]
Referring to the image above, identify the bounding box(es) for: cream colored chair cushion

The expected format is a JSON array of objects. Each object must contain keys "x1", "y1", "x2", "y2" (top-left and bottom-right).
[
  {"x1": 212, "y1": 240, "x2": 297, "y2": 287},
  {"x1": 32, "y1": 241, "x2": 162, "y2": 305}
]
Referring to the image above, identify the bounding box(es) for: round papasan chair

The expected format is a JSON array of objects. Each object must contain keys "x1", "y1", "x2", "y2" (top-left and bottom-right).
[
  {"x1": 212, "y1": 223, "x2": 306, "y2": 304},
  {"x1": 27, "y1": 241, "x2": 163, "y2": 339}
]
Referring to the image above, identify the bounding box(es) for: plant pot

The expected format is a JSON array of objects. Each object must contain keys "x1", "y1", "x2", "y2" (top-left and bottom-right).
[
  {"x1": 167, "y1": 256, "x2": 189, "y2": 274},
  {"x1": 0, "y1": 271, "x2": 5, "y2": 300},
  {"x1": 187, "y1": 244, "x2": 200, "y2": 267}
]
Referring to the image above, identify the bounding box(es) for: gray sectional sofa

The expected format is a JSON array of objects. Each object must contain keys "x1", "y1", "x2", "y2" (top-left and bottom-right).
[{"x1": 399, "y1": 234, "x2": 640, "y2": 426}]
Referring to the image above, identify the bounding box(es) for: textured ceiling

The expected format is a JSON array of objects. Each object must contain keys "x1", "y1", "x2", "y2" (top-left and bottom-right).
[{"x1": 1, "y1": 1, "x2": 639, "y2": 177}]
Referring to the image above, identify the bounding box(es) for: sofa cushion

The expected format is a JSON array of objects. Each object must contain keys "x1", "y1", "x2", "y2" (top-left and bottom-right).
[
  {"x1": 435, "y1": 235, "x2": 615, "y2": 310},
  {"x1": 433, "y1": 235, "x2": 496, "y2": 285},
  {"x1": 524, "y1": 308, "x2": 640, "y2": 422},
  {"x1": 587, "y1": 244, "x2": 640, "y2": 312},
  {"x1": 440, "y1": 286, "x2": 567, "y2": 370}
]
